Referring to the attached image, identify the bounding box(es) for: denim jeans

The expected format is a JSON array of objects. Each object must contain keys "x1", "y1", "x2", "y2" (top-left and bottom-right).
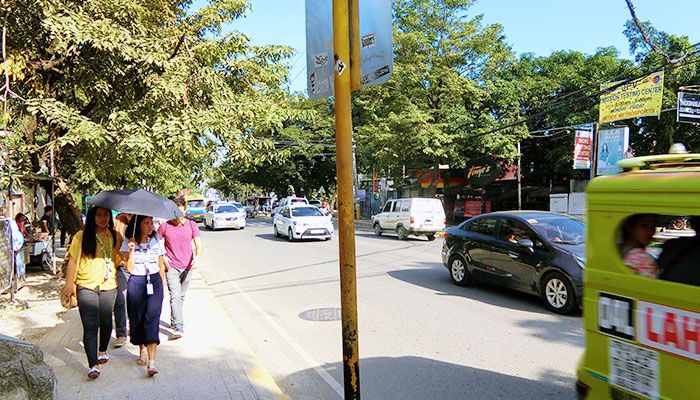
[
  {"x1": 165, "y1": 267, "x2": 191, "y2": 333},
  {"x1": 113, "y1": 266, "x2": 130, "y2": 338}
]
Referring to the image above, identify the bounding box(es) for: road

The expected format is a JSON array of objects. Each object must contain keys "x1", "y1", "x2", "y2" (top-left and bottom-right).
[{"x1": 197, "y1": 217, "x2": 584, "y2": 399}]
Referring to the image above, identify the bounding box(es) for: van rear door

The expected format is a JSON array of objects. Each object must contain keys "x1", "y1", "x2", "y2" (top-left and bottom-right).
[{"x1": 410, "y1": 199, "x2": 446, "y2": 231}]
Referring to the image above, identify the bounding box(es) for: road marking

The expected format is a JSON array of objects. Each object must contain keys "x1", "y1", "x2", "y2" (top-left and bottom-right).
[{"x1": 227, "y1": 278, "x2": 345, "y2": 398}]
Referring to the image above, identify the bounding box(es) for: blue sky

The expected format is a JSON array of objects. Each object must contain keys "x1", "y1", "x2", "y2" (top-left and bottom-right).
[{"x1": 209, "y1": 0, "x2": 700, "y2": 94}]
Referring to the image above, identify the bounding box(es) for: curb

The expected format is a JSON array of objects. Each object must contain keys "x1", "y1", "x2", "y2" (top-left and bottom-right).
[{"x1": 197, "y1": 271, "x2": 287, "y2": 400}]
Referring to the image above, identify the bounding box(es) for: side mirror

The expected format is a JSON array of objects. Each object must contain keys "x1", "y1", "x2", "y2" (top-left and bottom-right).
[{"x1": 517, "y1": 239, "x2": 534, "y2": 249}]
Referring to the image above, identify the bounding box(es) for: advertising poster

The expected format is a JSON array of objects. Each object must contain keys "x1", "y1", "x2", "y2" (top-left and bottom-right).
[
  {"x1": 599, "y1": 71, "x2": 664, "y2": 123},
  {"x1": 677, "y1": 92, "x2": 700, "y2": 124},
  {"x1": 596, "y1": 127, "x2": 630, "y2": 176},
  {"x1": 573, "y1": 129, "x2": 592, "y2": 169}
]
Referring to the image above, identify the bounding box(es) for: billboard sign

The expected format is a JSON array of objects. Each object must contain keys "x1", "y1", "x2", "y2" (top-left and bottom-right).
[
  {"x1": 677, "y1": 91, "x2": 700, "y2": 124},
  {"x1": 573, "y1": 129, "x2": 593, "y2": 169},
  {"x1": 596, "y1": 127, "x2": 630, "y2": 176},
  {"x1": 599, "y1": 72, "x2": 664, "y2": 123},
  {"x1": 305, "y1": 0, "x2": 393, "y2": 99}
]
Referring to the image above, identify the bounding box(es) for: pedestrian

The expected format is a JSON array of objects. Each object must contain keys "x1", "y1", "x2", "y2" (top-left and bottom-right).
[
  {"x1": 40, "y1": 205, "x2": 54, "y2": 235},
  {"x1": 112, "y1": 213, "x2": 133, "y2": 348},
  {"x1": 60, "y1": 206, "x2": 123, "y2": 379},
  {"x1": 120, "y1": 215, "x2": 166, "y2": 376},
  {"x1": 158, "y1": 197, "x2": 202, "y2": 340}
]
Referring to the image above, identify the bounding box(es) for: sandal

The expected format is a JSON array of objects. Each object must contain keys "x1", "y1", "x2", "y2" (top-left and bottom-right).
[
  {"x1": 136, "y1": 347, "x2": 148, "y2": 366},
  {"x1": 97, "y1": 353, "x2": 109, "y2": 364},
  {"x1": 87, "y1": 367, "x2": 100, "y2": 379},
  {"x1": 147, "y1": 360, "x2": 158, "y2": 376}
]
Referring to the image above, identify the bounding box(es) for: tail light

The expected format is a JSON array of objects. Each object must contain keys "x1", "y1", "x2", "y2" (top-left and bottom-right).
[
  {"x1": 410, "y1": 217, "x2": 414, "y2": 224},
  {"x1": 443, "y1": 218, "x2": 446, "y2": 225},
  {"x1": 575, "y1": 380, "x2": 590, "y2": 399},
  {"x1": 443, "y1": 232, "x2": 448, "y2": 240}
]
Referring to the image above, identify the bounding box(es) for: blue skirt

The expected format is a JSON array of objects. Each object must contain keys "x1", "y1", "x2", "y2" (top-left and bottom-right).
[{"x1": 127, "y1": 273, "x2": 163, "y2": 345}]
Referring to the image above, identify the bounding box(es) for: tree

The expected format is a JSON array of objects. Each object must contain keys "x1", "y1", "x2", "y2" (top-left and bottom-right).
[
  {"x1": 210, "y1": 96, "x2": 338, "y2": 198},
  {"x1": 2, "y1": 0, "x2": 296, "y2": 233},
  {"x1": 353, "y1": 0, "x2": 514, "y2": 193}
]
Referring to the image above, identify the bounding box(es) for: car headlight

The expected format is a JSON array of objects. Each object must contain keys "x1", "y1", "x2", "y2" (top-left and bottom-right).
[{"x1": 575, "y1": 255, "x2": 586, "y2": 269}]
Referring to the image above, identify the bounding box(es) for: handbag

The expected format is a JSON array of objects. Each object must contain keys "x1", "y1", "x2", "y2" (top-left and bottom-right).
[{"x1": 60, "y1": 240, "x2": 82, "y2": 309}]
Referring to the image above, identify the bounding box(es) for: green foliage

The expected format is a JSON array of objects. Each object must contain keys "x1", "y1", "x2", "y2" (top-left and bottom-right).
[{"x1": 2, "y1": 0, "x2": 299, "y2": 198}]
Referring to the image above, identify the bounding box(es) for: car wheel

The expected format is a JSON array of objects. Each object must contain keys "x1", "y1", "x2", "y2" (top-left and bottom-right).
[
  {"x1": 541, "y1": 271, "x2": 577, "y2": 314},
  {"x1": 273, "y1": 224, "x2": 280, "y2": 237},
  {"x1": 397, "y1": 225, "x2": 407, "y2": 240},
  {"x1": 288, "y1": 228, "x2": 296, "y2": 242},
  {"x1": 427, "y1": 234, "x2": 436, "y2": 241},
  {"x1": 374, "y1": 223, "x2": 382, "y2": 236},
  {"x1": 449, "y1": 256, "x2": 470, "y2": 286}
]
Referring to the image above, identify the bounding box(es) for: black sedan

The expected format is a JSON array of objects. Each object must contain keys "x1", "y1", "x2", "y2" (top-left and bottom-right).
[{"x1": 441, "y1": 211, "x2": 585, "y2": 314}]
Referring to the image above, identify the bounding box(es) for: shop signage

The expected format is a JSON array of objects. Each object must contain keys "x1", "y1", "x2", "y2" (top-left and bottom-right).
[
  {"x1": 465, "y1": 158, "x2": 500, "y2": 186},
  {"x1": 573, "y1": 129, "x2": 592, "y2": 169},
  {"x1": 599, "y1": 71, "x2": 664, "y2": 123}
]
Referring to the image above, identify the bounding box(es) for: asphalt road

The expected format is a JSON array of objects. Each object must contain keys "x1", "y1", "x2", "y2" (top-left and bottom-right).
[{"x1": 197, "y1": 217, "x2": 584, "y2": 400}]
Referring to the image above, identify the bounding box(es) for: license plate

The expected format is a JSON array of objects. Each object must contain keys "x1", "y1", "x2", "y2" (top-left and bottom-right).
[
  {"x1": 609, "y1": 338, "x2": 658, "y2": 400},
  {"x1": 228, "y1": 222, "x2": 236, "y2": 226},
  {"x1": 310, "y1": 229, "x2": 325, "y2": 234}
]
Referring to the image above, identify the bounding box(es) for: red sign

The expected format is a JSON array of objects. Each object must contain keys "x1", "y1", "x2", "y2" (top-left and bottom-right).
[
  {"x1": 637, "y1": 301, "x2": 700, "y2": 362},
  {"x1": 462, "y1": 200, "x2": 491, "y2": 218},
  {"x1": 573, "y1": 130, "x2": 592, "y2": 169}
]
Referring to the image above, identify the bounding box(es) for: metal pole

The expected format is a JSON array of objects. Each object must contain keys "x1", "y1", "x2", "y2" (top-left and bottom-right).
[
  {"x1": 517, "y1": 141, "x2": 522, "y2": 210},
  {"x1": 333, "y1": 0, "x2": 360, "y2": 398}
]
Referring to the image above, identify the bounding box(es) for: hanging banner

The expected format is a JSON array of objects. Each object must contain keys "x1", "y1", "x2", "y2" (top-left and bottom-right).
[
  {"x1": 677, "y1": 91, "x2": 700, "y2": 124},
  {"x1": 599, "y1": 71, "x2": 664, "y2": 123},
  {"x1": 596, "y1": 127, "x2": 630, "y2": 176},
  {"x1": 573, "y1": 129, "x2": 593, "y2": 169}
]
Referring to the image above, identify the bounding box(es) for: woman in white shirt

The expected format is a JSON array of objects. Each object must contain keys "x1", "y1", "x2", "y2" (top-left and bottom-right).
[{"x1": 120, "y1": 215, "x2": 166, "y2": 376}]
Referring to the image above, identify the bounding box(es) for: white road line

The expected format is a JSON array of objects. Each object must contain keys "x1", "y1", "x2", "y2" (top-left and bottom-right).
[{"x1": 227, "y1": 278, "x2": 345, "y2": 398}]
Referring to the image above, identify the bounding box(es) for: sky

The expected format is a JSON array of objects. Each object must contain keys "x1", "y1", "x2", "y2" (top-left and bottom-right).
[{"x1": 205, "y1": 0, "x2": 700, "y2": 94}]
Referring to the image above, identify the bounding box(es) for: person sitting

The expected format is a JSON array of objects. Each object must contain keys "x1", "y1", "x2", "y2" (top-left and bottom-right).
[
  {"x1": 620, "y1": 214, "x2": 658, "y2": 278},
  {"x1": 659, "y1": 216, "x2": 700, "y2": 286}
]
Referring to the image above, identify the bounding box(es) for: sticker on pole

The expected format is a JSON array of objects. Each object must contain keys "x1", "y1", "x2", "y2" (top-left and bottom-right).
[{"x1": 335, "y1": 59, "x2": 347, "y2": 76}]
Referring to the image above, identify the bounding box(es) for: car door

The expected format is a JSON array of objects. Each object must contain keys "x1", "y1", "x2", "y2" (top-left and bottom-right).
[
  {"x1": 461, "y1": 216, "x2": 499, "y2": 282},
  {"x1": 205, "y1": 205, "x2": 213, "y2": 226},
  {"x1": 387, "y1": 200, "x2": 403, "y2": 230},
  {"x1": 376, "y1": 200, "x2": 394, "y2": 230},
  {"x1": 490, "y1": 217, "x2": 547, "y2": 293},
  {"x1": 278, "y1": 207, "x2": 290, "y2": 231}
]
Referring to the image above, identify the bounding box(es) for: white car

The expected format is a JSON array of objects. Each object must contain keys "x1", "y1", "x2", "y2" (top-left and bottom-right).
[
  {"x1": 204, "y1": 202, "x2": 247, "y2": 231},
  {"x1": 372, "y1": 197, "x2": 446, "y2": 240},
  {"x1": 273, "y1": 205, "x2": 334, "y2": 241}
]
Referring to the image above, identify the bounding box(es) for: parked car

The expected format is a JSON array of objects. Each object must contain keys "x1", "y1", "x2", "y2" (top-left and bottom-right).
[
  {"x1": 372, "y1": 197, "x2": 446, "y2": 240},
  {"x1": 441, "y1": 211, "x2": 585, "y2": 314},
  {"x1": 204, "y1": 202, "x2": 247, "y2": 231},
  {"x1": 273, "y1": 204, "x2": 334, "y2": 241}
]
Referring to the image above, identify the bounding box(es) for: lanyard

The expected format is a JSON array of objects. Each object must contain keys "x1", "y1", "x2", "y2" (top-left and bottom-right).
[{"x1": 95, "y1": 233, "x2": 113, "y2": 280}]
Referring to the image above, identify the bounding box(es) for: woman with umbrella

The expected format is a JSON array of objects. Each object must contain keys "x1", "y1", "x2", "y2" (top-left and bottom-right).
[
  {"x1": 120, "y1": 214, "x2": 166, "y2": 376},
  {"x1": 60, "y1": 206, "x2": 123, "y2": 379}
]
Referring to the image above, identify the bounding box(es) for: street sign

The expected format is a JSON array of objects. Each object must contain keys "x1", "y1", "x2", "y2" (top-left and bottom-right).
[{"x1": 305, "y1": 0, "x2": 393, "y2": 99}]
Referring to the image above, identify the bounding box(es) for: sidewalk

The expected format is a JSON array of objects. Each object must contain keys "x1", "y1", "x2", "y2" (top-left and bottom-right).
[{"x1": 38, "y1": 270, "x2": 285, "y2": 400}]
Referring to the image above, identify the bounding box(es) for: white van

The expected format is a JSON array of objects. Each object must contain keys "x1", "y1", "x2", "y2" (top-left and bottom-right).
[{"x1": 372, "y1": 198, "x2": 446, "y2": 240}]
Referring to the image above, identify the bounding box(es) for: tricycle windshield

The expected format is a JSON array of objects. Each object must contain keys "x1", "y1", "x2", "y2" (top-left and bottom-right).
[{"x1": 527, "y1": 215, "x2": 585, "y2": 245}]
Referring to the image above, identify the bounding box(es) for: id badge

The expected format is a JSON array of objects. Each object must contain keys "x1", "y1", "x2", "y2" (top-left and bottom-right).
[{"x1": 146, "y1": 283, "x2": 154, "y2": 295}]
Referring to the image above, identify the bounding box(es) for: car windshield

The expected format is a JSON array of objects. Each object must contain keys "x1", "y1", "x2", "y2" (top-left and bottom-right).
[
  {"x1": 291, "y1": 207, "x2": 323, "y2": 217},
  {"x1": 215, "y1": 205, "x2": 240, "y2": 213},
  {"x1": 187, "y1": 200, "x2": 204, "y2": 208},
  {"x1": 526, "y1": 215, "x2": 585, "y2": 245}
]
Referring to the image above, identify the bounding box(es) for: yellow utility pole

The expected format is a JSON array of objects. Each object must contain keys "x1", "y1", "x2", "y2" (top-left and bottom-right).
[{"x1": 333, "y1": 0, "x2": 360, "y2": 398}]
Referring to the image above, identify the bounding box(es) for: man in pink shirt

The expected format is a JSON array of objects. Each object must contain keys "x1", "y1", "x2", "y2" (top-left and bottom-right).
[{"x1": 158, "y1": 197, "x2": 202, "y2": 339}]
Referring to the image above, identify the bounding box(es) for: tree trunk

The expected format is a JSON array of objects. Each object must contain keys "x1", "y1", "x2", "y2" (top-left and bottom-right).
[
  {"x1": 53, "y1": 176, "x2": 84, "y2": 235},
  {"x1": 426, "y1": 157, "x2": 440, "y2": 197}
]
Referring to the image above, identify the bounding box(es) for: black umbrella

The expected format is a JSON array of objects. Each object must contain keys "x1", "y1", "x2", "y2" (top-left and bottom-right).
[{"x1": 88, "y1": 189, "x2": 182, "y2": 220}]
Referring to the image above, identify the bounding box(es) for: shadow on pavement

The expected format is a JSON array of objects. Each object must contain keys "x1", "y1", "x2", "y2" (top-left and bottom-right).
[
  {"x1": 387, "y1": 261, "x2": 577, "y2": 316},
  {"x1": 354, "y1": 231, "x2": 433, "y2": 242},
  {"x1": 279, "y1": 356, "x2": 575, "y2": 400}
]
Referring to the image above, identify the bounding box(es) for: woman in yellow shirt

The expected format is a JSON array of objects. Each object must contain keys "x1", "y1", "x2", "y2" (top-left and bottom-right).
[{"x1": 61, "y1": 206, "x2": 123, "y2": 379}]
